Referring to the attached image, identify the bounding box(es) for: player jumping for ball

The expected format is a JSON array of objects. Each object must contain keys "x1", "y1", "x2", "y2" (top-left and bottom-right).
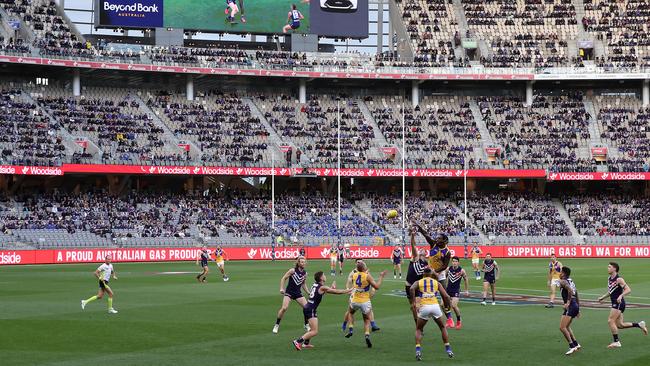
[
  {"x1": 282, "y1": 4, "x2": 304, "y2": 33},
  {"x1": 81, "y1": 254, "x2": 118, "y2": 314}
]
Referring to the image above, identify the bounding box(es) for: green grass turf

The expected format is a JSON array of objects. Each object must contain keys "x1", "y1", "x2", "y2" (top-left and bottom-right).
[
  {"x1": 1, "y1": 258, "x2": 649, "y2": 366},
  {"x1": 164, "y1": 0, "x2": 310, "y2": 34}
]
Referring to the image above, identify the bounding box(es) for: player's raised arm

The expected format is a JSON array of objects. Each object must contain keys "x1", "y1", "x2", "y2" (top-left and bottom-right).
[
  {"x1": 409, "y1": 226, "x2": 418, "y2": 261},
  {"x1": 280, "y1": 269, "x2": 294, "y2": 294},
  {"x1": 415, "y1": 223, "x2": 437, "y2": 247},
  {"x1": 322, "y1": 285, "x2": 353, "y2": 295},
  {"x1": 367, "y1": 270, "x2": 388, "y2": 290}
]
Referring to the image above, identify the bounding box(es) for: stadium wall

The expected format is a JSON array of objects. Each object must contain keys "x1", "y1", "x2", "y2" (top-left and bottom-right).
[{"x1": 2, "y1": 245, "x2": 650, "y2": 265}]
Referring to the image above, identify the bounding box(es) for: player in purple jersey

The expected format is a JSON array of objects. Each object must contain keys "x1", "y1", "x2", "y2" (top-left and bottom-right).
[
  {"x1": 558, "y1": 266, "x2": 581, "y2": 355},
  {"x1": 292, "y1": 271, "x2": 353, "y2": 350},
  {"x1": 273, "y1": 256, "x2": 310, "y2": 334},
  {"x1": 597, "y1": 262, "x2": 647, "y2": 348},
  {"x1": 444, "y1": 256, "x2": 468, "y2": 329}
]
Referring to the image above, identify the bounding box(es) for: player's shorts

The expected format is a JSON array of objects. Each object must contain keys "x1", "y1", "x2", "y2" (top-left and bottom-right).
[
  {"x1": 447, "y1": 289, "x2": 460, "y2": 298},
  {"x1": 418, "y1": 304, "x2": 443, "y2": 320},
  {"x1": 338, "y1": 254, "x2": 345, "y2": 263},
  {"x1": 563, "y1": 302, "x2": 580, "y2": 318},
  {"x1": 550, "y1": 279, "x2": 561, "y2": 287},
  {"x1": 290, "y1": 21, "x2": 300, "y2": 29},
  {"x1": 99, "y1": 280, "x2": 110, "y2": 290},
  {"x1": 437, "y1": 271, "x2": 446, "y2": 282},
  {"x1": 484, "y1": 276, "x2": 495, "y2": 284},
  {"x1": 472, "y1": 258, "x2": 479, "y2": 265},
  {"x1": 350, "y1": 301, "x2": 372, "y2": 315},
  {"x1": 303, "y1": 307, "x2": 317, "y2": 320},
  {"x1": 216, "y1": 260, "x2": 225, "y2": 268},
  {"x1": 330, "y1": 257, "x2": 337, "y2": 264},
  {"x1": 393, "y1": 258, "x2": 402, "y2": 265},
  {"x1": 611, "y1": 300, "x2": 626, "y2": 313},
  {"x1": 200, "y1": 260, "x2": 209, "y2": 268},
  {"x1": 285, "y1": 291, "x2": 304, "y2": 300}
]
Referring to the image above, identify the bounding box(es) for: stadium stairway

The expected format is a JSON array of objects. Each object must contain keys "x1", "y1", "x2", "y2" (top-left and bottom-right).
[
  {"x1": 0, "y1": 5, "x2": 35, "y2": 44},
  {"x1": 358, "y1": 99, "x2": 399, "y2": 165},
  {"x1": 582, "y1": 97, "x2": 612, "y2": 168},
  {"x1": 352, "y1": 198, "x2": 400, "y2": 245},
  {"x1": 244, "y1": 97, "x2": 293, "y2": 165},
  {"x1": 132, "y1": 92, "x2": 202, "y2": 162},
  {"x1": 468, "y1": 98, "x2": 501, "y2": 168},
  {"x1": 572, "y1": 0, "x2": 593, "y2": 47},
  {"x1": 552, "y1": 199, "x2": 582, "y2": 244},
  {"x1": 21, "y1": 89, "x2": 101, "y2": 162},
  {"x1": 447, "y1": 200, "x2": 490, "y2": 245}
]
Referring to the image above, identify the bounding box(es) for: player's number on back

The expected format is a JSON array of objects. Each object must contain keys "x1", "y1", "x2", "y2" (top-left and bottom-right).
[
  {"x1": 355, "y1": 274, "x2": 362, "y2": 287},
  {"x1": 309, "y1": 286, "x2": 317, "y2": 299}
]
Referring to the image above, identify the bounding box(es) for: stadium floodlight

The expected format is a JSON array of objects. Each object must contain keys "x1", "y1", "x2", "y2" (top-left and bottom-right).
[{"x1": 320, "y1": 0, "x2": 358, "y2": 11}]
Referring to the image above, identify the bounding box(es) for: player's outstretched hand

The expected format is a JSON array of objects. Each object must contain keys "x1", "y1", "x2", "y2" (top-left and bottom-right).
[
  {"x1": 345, "y1": 288, "x2": 353, "y2": 294},
  {"x1": 113, "y1": 275, "x2": 118, "y2": 280},
  {"x1": 331, "y1": 281, "x2": 336, "y2": 289},
  {"x1": 280, "y1": 289, "x2": 285, "y2": 295},
  {"x1": 379, "y1": 270, "x2": 388, "y2": 278}
]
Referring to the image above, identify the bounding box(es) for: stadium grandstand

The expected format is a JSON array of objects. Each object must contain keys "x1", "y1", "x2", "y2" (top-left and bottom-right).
[{"x1": 0, "y1": 0, "x2": 648, "y2": 254}]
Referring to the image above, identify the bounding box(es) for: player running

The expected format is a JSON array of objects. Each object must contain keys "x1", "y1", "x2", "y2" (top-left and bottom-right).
[
  {"x1": 444, "y1": 256, "x2": 469, "y2": 329},
  {"x1": 292, "y1": 271, "x2": 353, "y2": 350},
  {"x1": 273, "y1": 256, "x2": 309, "y2": 334},
  {"x1": 481, "y1": 253, "x2": 499, "y2": 305},
  {"x1": 329, "y1": 246, "x2": 338, "y2": 276},
  {"x1": 346, "y1": 260, "x2": 387, "y2": 348},
  {"x1": 470, "y1": 243, "x2": 481, "y2": 280},
  {"x1": 546, "y1": 254, "x2": 563, "y2": 308},
  {"x1": 225, "y1": 0, "x2": 239, "y2": 24},
  {"x1": 559, "y1": 266, "x2": 581, "y2": 355},
  {"x1": 392, "y1": 245, "x2": 403, "y2": 279},
  {"x1": 406, "y1": 226, "x2": 429, "y2": 323},
  {"x1": 282, "y1": 4, "x2": 304, "y2": 33},
  {"x1": 196, "y1": 246, "x2": 212, "y2": 283},
  {"x1": 343, "y1": 259, "x2": 380, "y2": 334},
  {"x1": 409, "y1": 267, "x2": 454, "y2": 361},
  {"x1": 597, "y1": 262, "x2": 647, "y2": 348},
  {"x1": 81, "y1": 254, "x2": 118, "y2": 314},
  {"x1": 214, "y1": 246, "x2": 230, "y2": 282}
]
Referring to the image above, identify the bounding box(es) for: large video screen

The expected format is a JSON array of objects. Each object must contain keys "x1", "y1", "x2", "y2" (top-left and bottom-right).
[{"x1": 97, "y1": 0, "x2": 368, "y2": 38}]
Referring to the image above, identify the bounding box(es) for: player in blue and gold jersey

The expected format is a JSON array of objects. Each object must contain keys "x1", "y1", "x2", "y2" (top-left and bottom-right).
[
  {"x1": 214, "y1": 246, "x2": 229, "y2": 282},
  {"x1": 546, "y1": 253, "x2": 562, "y2": 308},
  {"x1": 409, "y1": 267, "x2": 453, "y2": 361},
  {"x1": 347, "y1": 260, "x2": 387, "y2": 348}
]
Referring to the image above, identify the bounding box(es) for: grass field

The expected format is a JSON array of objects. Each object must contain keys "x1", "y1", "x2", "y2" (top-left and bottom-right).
[
  {"x1": 1, "y1": 258, "x2": 649, "y2": 366},
  {"x1": 164, "y1": 0, "x2": 310, "y2": 34}
]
